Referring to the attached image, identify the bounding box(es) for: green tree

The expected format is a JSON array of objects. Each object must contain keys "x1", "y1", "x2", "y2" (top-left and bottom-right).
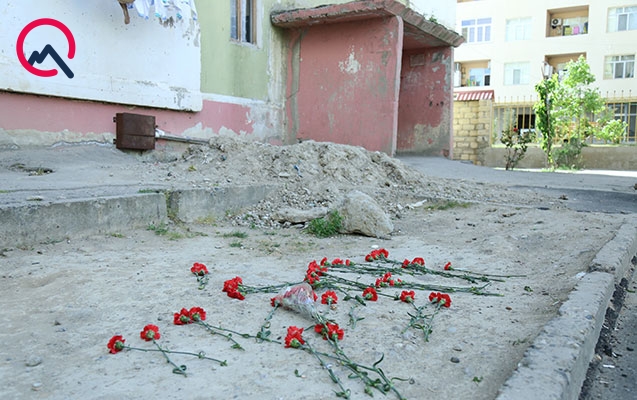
[
  {"x1": 534, "y1": 73, "x2": 558, "y2": 167},
  {"x1": 535, "y1": 56, "x2": 609, "y2": 168}
]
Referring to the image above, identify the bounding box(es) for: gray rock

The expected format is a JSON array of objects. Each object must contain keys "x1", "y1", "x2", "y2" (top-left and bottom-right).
[
  {"x1": 272, "y1": 207, "x2": 330, "y2": 223},
  {"x1": 337, "y1": 191, "x2": 393, "y2": 239}
]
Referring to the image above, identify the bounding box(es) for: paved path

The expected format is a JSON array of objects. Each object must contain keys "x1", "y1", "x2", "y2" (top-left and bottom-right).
[{"x1": 398, "y1": 156, "x2": 637, "y2": 214}]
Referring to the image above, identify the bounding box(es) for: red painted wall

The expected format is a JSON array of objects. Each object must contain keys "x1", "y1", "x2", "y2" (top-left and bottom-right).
[
  {"x1": 0, "y1": 91, "x2": 262, "y2": 143},
  {"x1": 396, "y1": 47, "x2": 453, "y2": 154},
  {"x1": 288, "y1": 17, "x2": 403, "y2": 154}
]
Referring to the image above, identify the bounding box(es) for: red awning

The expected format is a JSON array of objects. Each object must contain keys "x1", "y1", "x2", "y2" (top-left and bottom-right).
[{"x1": 454, "y1": 90, "x2": 494, "y2": 101}]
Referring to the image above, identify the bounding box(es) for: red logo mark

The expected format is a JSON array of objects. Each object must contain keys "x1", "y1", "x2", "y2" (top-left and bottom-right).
[{"x1": 16, "y1": 18, "x2": 76, "y2": 78}]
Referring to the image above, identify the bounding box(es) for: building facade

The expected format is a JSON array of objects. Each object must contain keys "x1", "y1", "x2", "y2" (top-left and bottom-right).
[
  {"x1": 0, "y1": 0, "x2": 461, "y2": 156},
  {"x1": 454, "y1": 0, "x2": 637, "y2": 146}
]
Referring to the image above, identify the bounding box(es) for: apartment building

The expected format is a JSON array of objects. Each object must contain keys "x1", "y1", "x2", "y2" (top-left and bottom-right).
[{"x1": 454, "y1": 0, "x2": 637, "y2": 142}]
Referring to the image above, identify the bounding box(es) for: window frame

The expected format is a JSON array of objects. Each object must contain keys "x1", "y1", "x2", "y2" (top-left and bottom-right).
[
  {"x1": 608, "y1": 6, "x2": 637, "y2": 32},
  {"x1": 503, "y1": 62, "x2": 531, "y2": 85},
  {"x1": 461, "y1": 17, "x2": 492, "y2": 43},
  {"x1": 505, "y1": 17, "x2": 532, "y2": 41},
  {"x1": 604, "y1": 55, "x2": 636, "y2": 79},
  {"x1": 231, "y1": 0, "x2": 257, "y2": 44}
]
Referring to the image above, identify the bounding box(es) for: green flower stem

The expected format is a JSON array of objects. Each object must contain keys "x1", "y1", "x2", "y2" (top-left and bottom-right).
[
  {"x1": 195, "y1": 274, "x2": 209, "y2": 290},
  {"x1": 322, "y1": 339, "x2": 406, "y2": 400},
  {"x1": 360, "y1": 259, "x2": 505, "y2": 284},
  {"x1": 195, "y1": 321, "x2": 245, "y2": 350},
  {"x1": 152, "y1": 339, "x2": 188, "y2": 376},
  {"x1": 122, "y1": 345, "x2": 227, "y2": 366},
  {"x1": 401, "y1": 302, "x2": 442, "y2": 342},
  {"x1": 256, "y1": 305, "x2": 282, "y2": 343},
  {"x1": 301, "y1": 342, "x2": 351, "y2": 399},
  {"x1": 451, "y1": 268, "x2": 527, "y2": 279}
]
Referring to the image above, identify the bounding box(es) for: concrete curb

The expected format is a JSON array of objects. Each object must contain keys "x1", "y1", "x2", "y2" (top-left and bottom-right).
[
  {"x1": 0, "y1": 185, "x2": 277, "y2": 248},
  {"x1": 496, "y1": 217, "x2": 637, "y2": 400},
  {"x1": 0, "y1": 193, "x2": 167, "y2": 248}
]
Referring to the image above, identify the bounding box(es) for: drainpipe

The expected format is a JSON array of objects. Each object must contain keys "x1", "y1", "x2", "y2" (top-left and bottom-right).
[{"x1": 155, "y1": 128, "x2": 209, "y2": 145}]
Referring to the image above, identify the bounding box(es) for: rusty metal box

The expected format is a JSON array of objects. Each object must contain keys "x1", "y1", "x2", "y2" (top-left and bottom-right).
[{"x1": 114, "y1": 113, "x2": 156, "y2": 150}]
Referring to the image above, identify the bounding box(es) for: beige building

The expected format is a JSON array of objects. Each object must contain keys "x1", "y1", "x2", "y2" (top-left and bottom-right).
[{"x1": 453, "y1": 0, "x2": 637, "y2": 143}]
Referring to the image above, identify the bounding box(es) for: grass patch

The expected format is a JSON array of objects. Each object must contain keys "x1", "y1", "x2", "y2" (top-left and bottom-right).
[
  {"x1": 222, "y1": 231, "x2": 248, "y2": 239},
  {"x1": 147, "y1": 223, "x2": 185, "y2": 240},
  {"x1": 426, "y1": 200, "x2": 471, "y2": 211},
  {"x1": 195, "y1": 215, "x2": 217, "y2": 226},
  {"x1": 306, "y1": 211, "x2": 343, "y2": 238},
  {"x1": 147, "y1": 222, "x2": 170, "y2": 235},
  {"x1": 229, "y1": 241, "x2": 243, "y2": 248}
]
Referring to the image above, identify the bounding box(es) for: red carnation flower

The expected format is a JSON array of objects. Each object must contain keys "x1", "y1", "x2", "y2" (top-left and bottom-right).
[
  {"x1": 362, "y1": 287, "x2": 378, "y2": 301},
  {"x1": 222, "y1": 277, "x2": 246, "y2": 300},
  {"x1": 412, "y1": 257, "x2": 425, "y2": 266},
  {"x1": 140, "y1": 324, "x2": 161, "y2": 341},
  {"x1": 400, "y1": 290, "x2": 416, "y2": 303},
  {"x1": 173, "y1": 308, "x2": 192, "y2": 325},
  {"x1": 443, "y1": 262, "x2": 452, "y2": 271},
  {"x1": 190, "y1": 262, "x2": 208, "y2": 276},
  {"x1": 284, "y1": 326, "x2": 305, "y2": 348},
  {"x1": 402, "y1": 259, "x2": 410, "y2": 268},
  {"x1": 315, "y1": 322, "x2": 344, "y2": 341},
  {"x1": 321, "y1": 290, "x2": 338, "y2": 305},
  {"x1": 429, "y1": 292, "x2": 452, "y2": 307},
  {"x1": 305, "y1": 260, "x2": 329, "y2": 286},
  {"x1": 365, "y1": 248, "x2": 389, "y2": 261},
  {"x1": 188, "y1": 306, "x2": 206, "y2": 322},
  {"x1": 107, "y1": 335, "x2": 126, "y2": 354}
]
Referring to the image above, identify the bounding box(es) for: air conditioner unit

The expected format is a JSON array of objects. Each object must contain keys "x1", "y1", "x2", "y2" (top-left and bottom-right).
[{"x1": 551, "y1": 18, "x2": 562, "y2": 27}]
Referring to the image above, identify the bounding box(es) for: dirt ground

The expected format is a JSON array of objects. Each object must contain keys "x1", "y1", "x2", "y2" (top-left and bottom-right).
[{"x1": 0, "y1": 138, "x2": 630, "y2": 399}]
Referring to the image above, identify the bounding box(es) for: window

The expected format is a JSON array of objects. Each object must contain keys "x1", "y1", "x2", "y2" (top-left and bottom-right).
[
  {"x1": 457, "y1": 60, "x2": 490, "y2": 87},
  {"x1": 504, "y1": 62, "x2": 530, "y2": 85},
  {"x1": 608, "y1": 6, "x2": 637, "y2": 32},
  {"x1": 505, "y1": 17, "x2": 532, "y2": 41},
  {"x1": 606, "y1": 102, "x2": 637, "y2": 142},
  {"x1": 468, "y1": 67, "x2": 491, "y2": 86},
  {"x1": 231, "y1": 0, "x2": 256, "y2": 43},
  {"x1": 604, "y1": 55, "x2": 635, "y2": 79},
  {"x1": 461, "y1": 18, "x2": 492, "y2": 43}
]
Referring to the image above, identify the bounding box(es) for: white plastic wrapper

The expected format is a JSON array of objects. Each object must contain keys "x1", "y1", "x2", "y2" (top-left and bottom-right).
[{"x1": 272, "y1": 283, "x2": 319, "y2": 321}]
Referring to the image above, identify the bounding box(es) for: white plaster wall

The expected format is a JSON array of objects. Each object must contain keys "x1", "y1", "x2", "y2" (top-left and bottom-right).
[{"x1": 0, "y1": 1, "x2": 202, "y2": 111}]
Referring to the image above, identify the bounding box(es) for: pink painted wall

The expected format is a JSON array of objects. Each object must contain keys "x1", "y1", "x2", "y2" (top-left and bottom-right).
[
  {"x1": 289, "y1": 17, "x2": 403, "y2": 155},
  {"x1": 0, "y1": 91, "x2": 271, "y2": 145},
  {"x1": 396, "y1": 47, "x2": 453, "y2": 154}
]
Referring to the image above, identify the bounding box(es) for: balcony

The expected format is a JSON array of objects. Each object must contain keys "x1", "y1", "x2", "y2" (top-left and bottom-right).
[
  {"x1": 547, "y1": 6, "x2": 589, "y2": 38},
  {"x1": 454, "y1": 61, "x2": 491, "y2": 87},
  {"x1": 545, "y1": 53, "x2": 586, "y2": 80}
]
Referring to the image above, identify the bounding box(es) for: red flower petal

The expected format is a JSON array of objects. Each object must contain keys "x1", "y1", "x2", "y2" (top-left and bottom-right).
[
  {"x1": 284, "y1": 326, "x2": 305, "y2": 348},
  {"x1": 173, "y1": 308, "x2": 191, "y2": 325},
  {"x1": 189, "y1": 306, "x2": 206, "y2": 321},
  {"x1": 362, "y1": 287, "x2": 378, "y2": 301},
  {"x1": 107, "y1": 335, "x2": 125, "y2": 354},
  {"x1": 190, "y1": 262, "x2": 209, "y2": 276},
  {"x1": 321, "y1": 290, "x2": 338, "y2": 305},
  {"x1": 140, "y1": 324, "x2": 161, "y2": 341},
  {"x1": 400, "y1": 290, "x2": 415, "y2": 303}
]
